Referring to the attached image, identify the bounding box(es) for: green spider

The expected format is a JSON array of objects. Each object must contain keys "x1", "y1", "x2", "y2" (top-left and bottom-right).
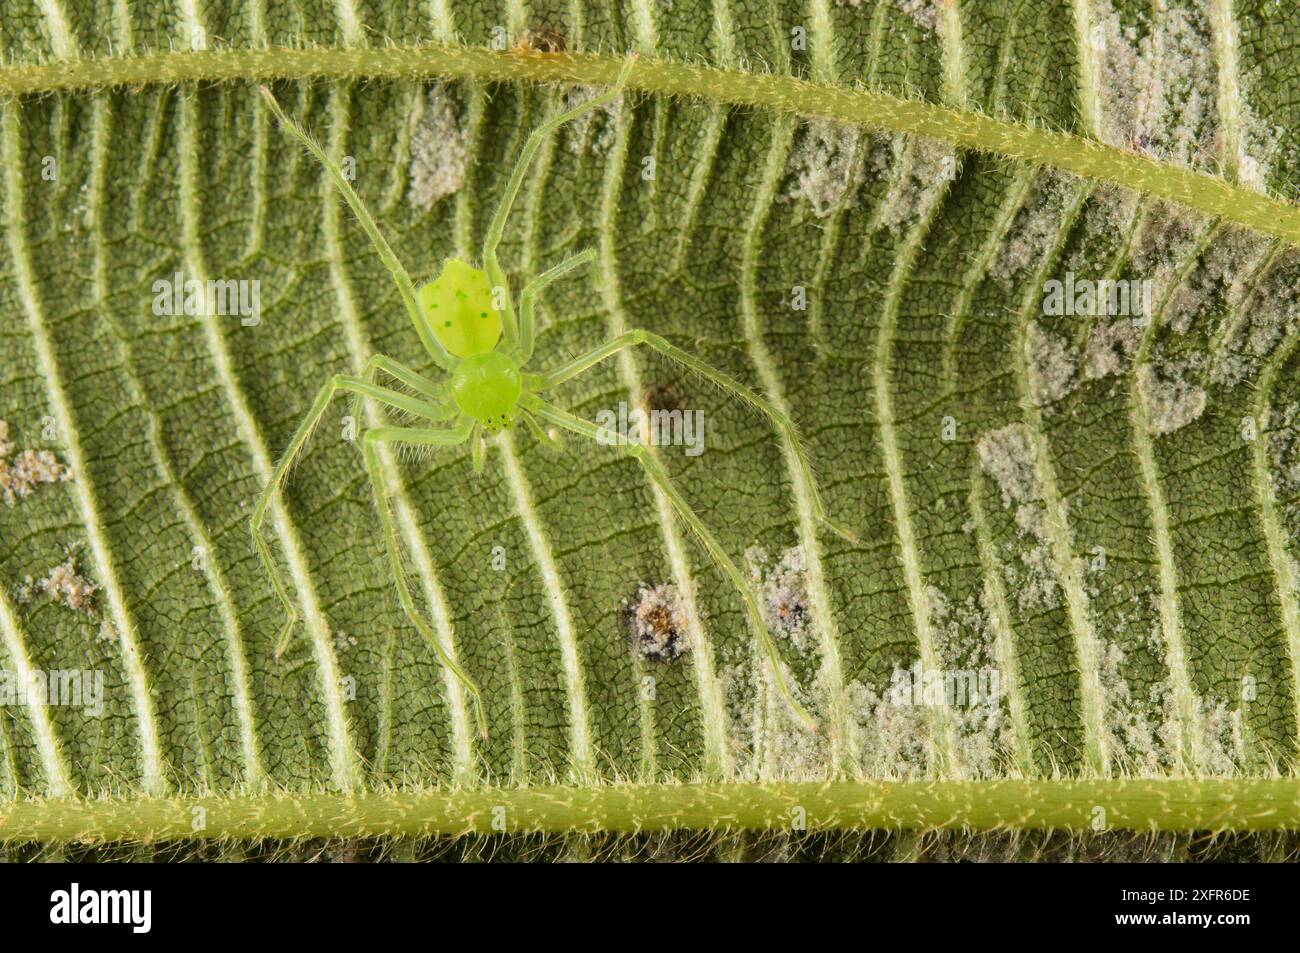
[{"x1": 252, "y1": 63, "x2": 856, "y2": 738}]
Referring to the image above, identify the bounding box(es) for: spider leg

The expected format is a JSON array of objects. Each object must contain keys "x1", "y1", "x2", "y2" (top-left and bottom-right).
[
  {"x1": 361, "y1": 420, "x2": 488, "y2": 740},
  {"x1": 260, "y1": 87, "x2": 456, "y2": 370},
  {"x1": 524, "y1": 395, "x2": 819, "y2": 733},
  {"x1": 518, "y1": 407, "x2": 564, "y2": 450},
  {"x1": 531, "y1": 329, "x2": 859, "y2": 543},
  {"x1": 482, "y1": 56, "x2": 637, "y2": 352},
  {"x1": 514, "y1": 248, "x2": 597, "y2": 364},
  {"x1": 348, "y1": 353, "x2": 453, "y2": 436},
  {"x1": 471, "y1": 423, "x2": 487, "y2": 473},
  {"x1": 252, "y1": 373, "x2": 453, "y2": 658}
]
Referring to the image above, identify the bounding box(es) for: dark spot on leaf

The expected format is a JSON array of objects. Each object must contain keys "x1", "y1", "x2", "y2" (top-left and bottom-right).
[
  {"x1": 515, "y1": 27, "x2": 567, "y2": 53},
  {"x1": 625, "y1": 582, "x2": 690, "y2": 661},
  {"x1": 643, "y1": 383, "x2": 687, "y2": 416}
]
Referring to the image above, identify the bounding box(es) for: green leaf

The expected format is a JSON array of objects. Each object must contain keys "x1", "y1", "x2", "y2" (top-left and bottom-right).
[{"x1": 3, "y1": 0, "x2": 1300, "y2": 854}]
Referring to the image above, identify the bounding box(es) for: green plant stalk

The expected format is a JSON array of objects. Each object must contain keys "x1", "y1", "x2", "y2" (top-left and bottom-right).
[
  {"x1": 3, "y1": 46, "x2": 1299, "y2": 245},
  {"x1": 2, "y1": 780, "x2": 1298, "y2": 841}
]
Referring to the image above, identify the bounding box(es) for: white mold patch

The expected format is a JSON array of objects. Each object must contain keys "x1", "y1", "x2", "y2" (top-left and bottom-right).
[
  {"x1": 896, "y1": 0, "x2": 941, "y2": 32},
  {"x1": 784, "y1": 120, "x2": 867, "y2": 217},
  {"x1": 1027, "y1": 321, "x2": 1077, "y2": 408},
  {"x1": 991, "y1": 172, "x2": 1077, "y2": 281},
  {"x1": 977, "y1": 425, "x2": 1063, "y2": 613},
  {"x1": 1212, "y1": 248, "x2": 1300, "y2": 386},
  {"x1": 1083, "y1": 319, "x2": 1142, "y2": 380},
  {"x1": 873, "y1": 134, "x2": 957, "y2": 233},
  {"x1": 977, "y1": 424, "x2": 1038, "y2": 508},
  {"x1": 847, "y1": 678, "x2": 931, "y2": 779},
  {"x1": 720, "y1": 655, "x2": 832, "y2": 781},
  {"x1": 0, "y1": 420, "x2": 74, "y2": 506},
  {"x1": 1136, "y1": 360, "x2": 1207, "y2": 435},
  {"x1": 561, "y1": 86, "x2": 624, "y2": 156},
  {"x1": 746, "y1": 545, "x2": 813, "y2": 653},
  {"x1": 38, "y1": 549, "x2": 100, "y2": 617},
  {"x1": 923, "y1": 584, "x2": 1012, "y2": 778},
  {"x1": 1093, "y1": 0, "x2": 1279, "y2": 189},
  {"x1": 407, "y1": 84, "x2": 469, "y2": 211}
]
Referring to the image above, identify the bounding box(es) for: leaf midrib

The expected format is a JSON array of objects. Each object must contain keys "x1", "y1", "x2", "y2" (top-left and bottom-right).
[
  {"x1": 2, "y1": 45, "x2": 1298, "y2": 249},
  {"x1": 4, "y1": 778, "x2": 1300, "y2": 840}
]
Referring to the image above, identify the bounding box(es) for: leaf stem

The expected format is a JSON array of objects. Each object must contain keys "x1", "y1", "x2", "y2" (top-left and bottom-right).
[
  {"x1": 3, "y1": 45, "x2": 1299, "y2": 245},
  {"x1": 3, "y1": 779, "x2": 1299, "y2": 841}
]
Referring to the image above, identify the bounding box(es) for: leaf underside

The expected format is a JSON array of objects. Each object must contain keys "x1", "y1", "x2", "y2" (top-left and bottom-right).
[{"x1": 4, "y1": 0, "x2": 1300, "y2": 857}]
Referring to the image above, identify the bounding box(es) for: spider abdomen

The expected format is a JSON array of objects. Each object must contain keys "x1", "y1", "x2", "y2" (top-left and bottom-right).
[
  {"x1": 420, "y1": 259, "x2": 503, "y2": 358},
  {"x1": 449, "y1": 351, "x2": 523, "y2": 433}
]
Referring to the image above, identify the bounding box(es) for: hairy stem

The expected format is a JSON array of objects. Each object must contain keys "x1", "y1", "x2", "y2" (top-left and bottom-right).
[
  {"x1": 2, "y1": 45, "x2": 1299, "y2": 245},
  {"x1": 3, "y1": 780, "x2": 1299, "y2": 841}
]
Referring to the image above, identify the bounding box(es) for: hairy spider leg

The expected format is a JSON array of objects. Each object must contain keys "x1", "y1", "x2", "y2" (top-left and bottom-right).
[
  {"x1": 348, "y1": 353, "x2": 449, "y2": 434},
  {"x1": 259, "y1": 86, "x2": 456, "y2": 371},
  {"x1": 251, "y1": 372, "x2": 455, "y2": 657},
  {"x1": 523, "y1": 396, "x2": 819, "y2": 733},
  {"x1": 482, "y1": 56, "x2": 638, "y2": 353},
  {"x1": 535, "y1": 329, "x2": 860, "y2": 544},
  {"x1": 514, "y1": 248, "x2": 598, "y2": 364},
  {"x1": 362, "y1": 421, "x2": 488, "y2": 739}
]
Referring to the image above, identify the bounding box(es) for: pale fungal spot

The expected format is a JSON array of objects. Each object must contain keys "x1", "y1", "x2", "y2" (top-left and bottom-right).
[
  {"x1": 723, "y1": 657, "x2": 831, "y2": 781},
  {"x1": 784, "y1": 120, "x2": 866, "y2": 217},
  {"x1": 977, "y1": 425, "x2": 1061, "y2": 612},
  {"x1": 628, "y1": 582, "x2": 690, "y2": 660},
  {"x1": 12, "y1": 576, "x2": 34, "y2": 604},
  {"x1": 922, "y1": 584, "x2": 1011, "y2": 779},
  {"x1": 1066, "y1": 186, "x2": 1143, "y2": 274},
  {"x1": 873, "y1": 134, "x2": 956, "y2": 233},
  {"x1": 976, "y1": 424, "x2": 1038, "y2": 509},
  {"x1": 333, "y1": 628, "x2": 358, "y2": 652},
  {"x1": 1008, "y1": 508, "x2": 1063, "y2": 613},
  {"x1": 1093, "y1": 629, "x2": 1238, "y2": 777},
  {"x1": 1190, "y1": 695, "x2": 1242, "y2": 776},
  {"x1": 895, "y1": 0, "x2": 941, "y2": 32},
  {"x1": 407, "y1": 84, "x2": 469, "y2": 211},
  {"x1": 97, "y1": 618, "x2": 118, "y2": 644},
  {"x1": 1136, "y1": 362, "x2": 1207, "y2": 435},
  {"x1": 1268, "y1": 404, "x2": 1300, "y2": 523},
  {"x1": 1095, "y1": 635, "x2": 1166, "y2": 775},
  {"x1": 1095, "y1": 3, "x2": 1211, "y2": 167},
  {"x1": 746, "y1": 545, "x2": 812, "y2": 652},
  {"x1": 1202, "y1": 228, "x2": 1273, "y2": 313},
  {"x1": 991, "y1": 172, "x2": 1077, "y2": 281},
  {"x1": 1083, "y1": 319, "x2": 1141, "y2": 380},
  {"x1": 1093, "y1": 0, "x2": 1278, "y2": 190},
  {"x1": 1027, "y1": 321, "x2": 1077, "y2": 408},
  {"x1": 0, "y1": 420, "x2": 74, "y2": 506},
  {"x1": 717, "y1": 553, "x2": 836, "y2": 780},
  {"x1": 1212, "y1": 248, "x2": 1300, "y2": 386},
  {"x1": 845, "y1": 678, "x2": 930, "y2": 779},
  {"x1": 561, "y1": 86, "x2": 624, "y2": 156},
  {"x1": 38, "y1": 549, "x2": 100, "y2": 616},
  {"x1": 1131, "y1": 202, "x2": 1203, "y2": 291}
]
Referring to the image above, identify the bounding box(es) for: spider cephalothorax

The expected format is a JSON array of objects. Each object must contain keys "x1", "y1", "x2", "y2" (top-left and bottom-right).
[
  {"x1": 449, "y1": 349, "x2": 522, "y2": 434},
  {"x1": 253, "y1": 61, "x2": 857, "y2": 740}
]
